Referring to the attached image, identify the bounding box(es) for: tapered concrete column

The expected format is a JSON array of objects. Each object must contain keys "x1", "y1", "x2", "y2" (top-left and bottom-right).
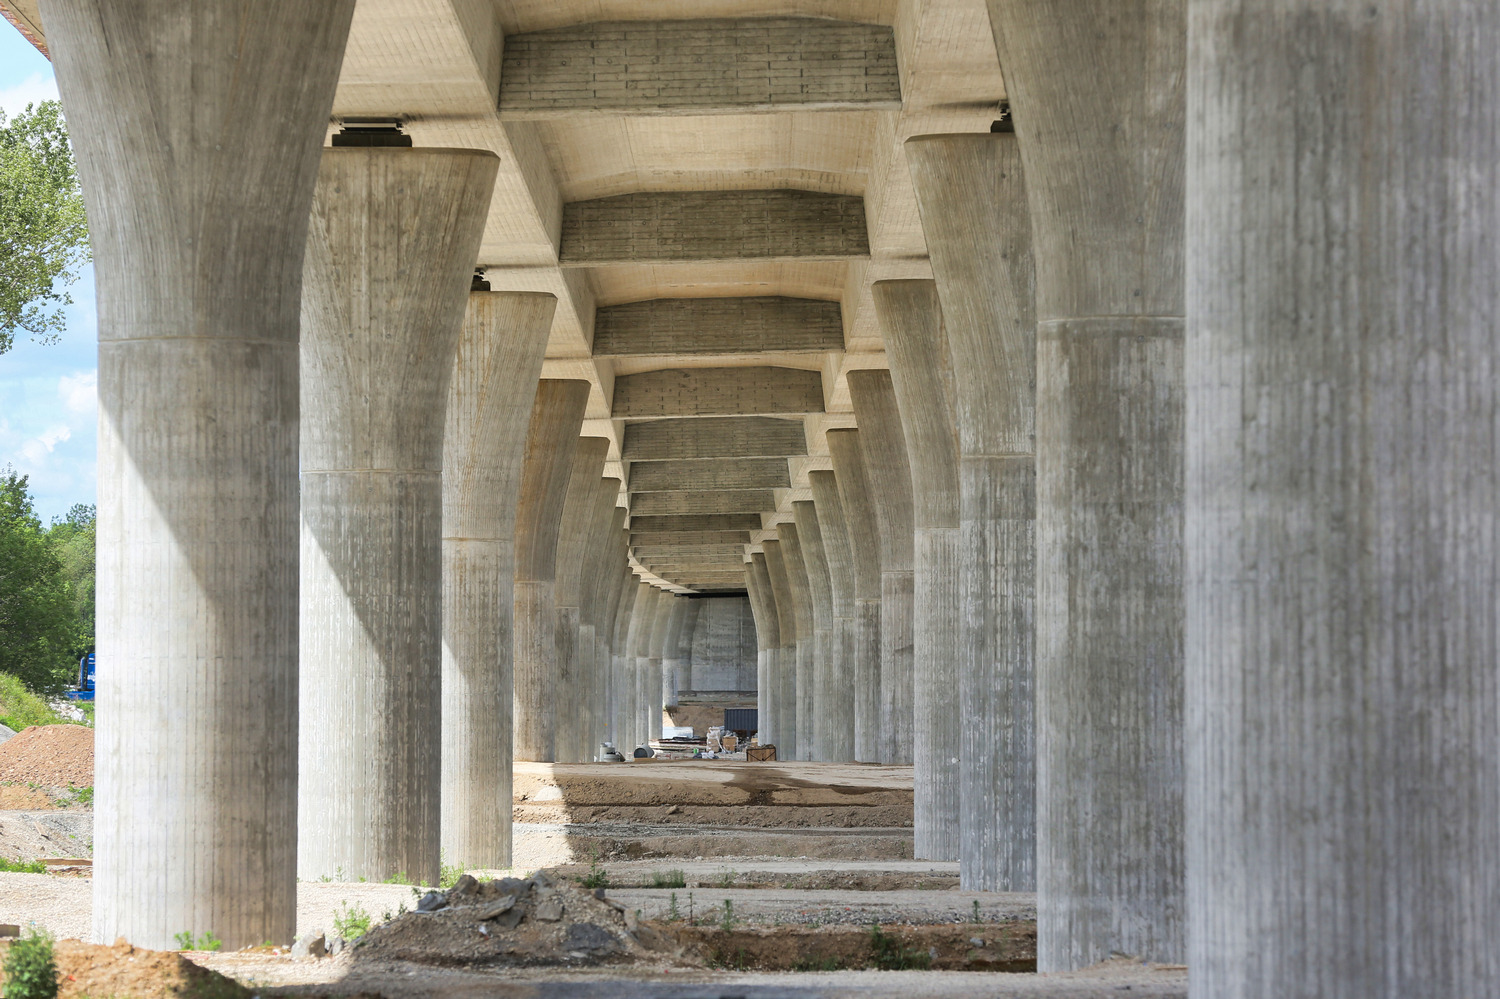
[
  {"x1": 513, "y1": 381, "x2": 591, "y2": 762},
  {"x1": 48, "y1": 0, "x2": 356, "y2": 949},
  {"x1": 907, "y1": 134, "x2": 1036, "y2": 893},
  {"x1": 576, "y1": 487, "x2": 623, "y2": 761},
  {"x1": 875, "y1": 280, "x2": 961, "y2": 860},
  {"x1": 826, "y1": 430, "x2": 883, "y2": 762},
  {"x1": 590, "y1": 508, "x2": 629, "y2": 754},
  {"x1": 791, "y1": 503, "x2": 834, "y2": 761},
  {"x1": 746, "y1": 554, "x2": 781, "y2": 746},
  {"x1": 808, "y1": 471, "x2": 856, "y2": 761},
  {"x1": 1187, "y1": 7, "x2": 1500, "y2": 997},
  {"x1": 762, "y1": 541, "x2": 799, "y2": 760},
  {"x1": 663, "y1": 598, "x2": 701, "y2": 710},
  {"x1": 848, "y1": 371, "x2": 916, "y2": 765},
  {"x1": 645, "y1": 592, "x2": 675, "y2": 742},
  {"x1": 986, "y1": 2, "x2": 1187, "y2": 967},
  {"x1": 441, "y1": 291, "x2": 557, "y2": 869},
  {"x1": 777, "y1": 524, "x2": 817, "y2": 761},
  {"x1": 625, "y1": 583, "x2": 659, "y2": 751},
  {"x1": 299, "y1": 147, "x2": 498, "y2": 887},
  {"x1": 610, "y1": 574, "x2": 640, "y2": 747},
  {"x1": 553, "y1": 439, "x2": 611, "y2": 762}
]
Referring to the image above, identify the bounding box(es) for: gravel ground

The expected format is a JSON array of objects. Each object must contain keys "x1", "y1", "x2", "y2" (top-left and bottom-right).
[{"x1": 601, "y1": 887, "x2": 1035, "y2": 926}]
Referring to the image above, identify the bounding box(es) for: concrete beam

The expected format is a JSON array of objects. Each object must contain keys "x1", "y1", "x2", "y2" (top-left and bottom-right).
[
  {"x1": 629, "y1": 489, "x2": 775, "y2": 517},
  {"x1": 593, "y1": 297, "x2": 844, "y2": 357},
  {"x1": 630, "y1": 513, "x2": 762, "y2": 534},
  {"x1": 560, "y1": 190, "x2": 869, "y2": 265},
  {"x1": 632, "y1": 545, "x2": 747, "y2": 559},
  {"x1": 498, "y1": 18, "x2": 900, "y2": 117},
  {"x1": 613, "y1": 367, "x2": 825, "y2": 419},
  {"x1": 629, "y1": 458, "x2": 790, "y2": 493},
  {"x1": 630, "y1": 530, "x2": 752, "y2": 547},
  {"x1": 623, "y1": 417, "x2": 809, "y2": 461}
]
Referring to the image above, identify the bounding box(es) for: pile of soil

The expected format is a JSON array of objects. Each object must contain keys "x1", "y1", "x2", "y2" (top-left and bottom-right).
[
  {"x1": 673, "y1": 922, "x2": 1038, "y2": 972},
  {"x1": 351, "y1": 869, "x2": 679, "y2": 969},
  {"x1": 0, "y1": 937, "x2": 248, "y2": 999},
  {"x1": 0, "y1": 725, "x2": 93, "y2": 788}
]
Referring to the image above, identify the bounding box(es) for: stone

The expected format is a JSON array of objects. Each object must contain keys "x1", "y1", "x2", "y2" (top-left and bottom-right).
[
  {"x1": 447, "y1": 874, "x2": 478, "y2": 900},
  {"x1": 416, "y1": 891, "x2": 447, "y2": 913},
  {"x1": 290, "y1": 932, "x2": 326, "y2": 959},
  {"x1": 534, "y1": 898, "x2": 564, "y2": 922},
  {"x1": 477, "y1": 896, "x2": 516, "y2": 920}
]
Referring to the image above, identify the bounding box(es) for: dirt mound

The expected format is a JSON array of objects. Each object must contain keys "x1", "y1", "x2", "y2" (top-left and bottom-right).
[
  {"x1": 351, "y1": 869, "x2": 679, "y2": 969},
  {"x1": 0, "y1": 725, "x2": 93, "y2": 788},
  {"x1": 0, "y1": 937, "x2": 249, "y2": 999}
]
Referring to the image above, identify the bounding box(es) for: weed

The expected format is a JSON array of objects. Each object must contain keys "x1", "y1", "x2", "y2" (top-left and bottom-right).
[
  {"x1": 869, "y1": 923, "x2": 931, "y2": 971},
  {"x1": 719, "y1": 898, "x2": 736, "y2": 931},
  {"x1": 0, "y1": 856, "x2": 46, "y2": 874},
  {"x1": 667, "y1": 892, "x2": 681, "y2": 921},
  {"x1": 715, "y1": 868, "x2": 737, "y2": 888},
  {"x1": 709, "y1": 947, "x2": 750, "y2": 970},
  {"x1": 972, "y1": 899, "x2": 982, "y2": 924},
  {"x1": 792, "y1": 956, "x2": 844, "y2": 972},
  {"x1": 59, "y1": 784, "x2": 92, "y2": 808},
  {"x1": 580, "y1": 850, "x2": 609, "y2": 890},
  {"x1": 172, "y1": 931, "x2": 221, "y2": 952},
  {"x1": 688, "y1": 891, "x2": 695, "y2": 925},
  {"x1": 649, "y1": 868, "x2": 686, "y2": 889},
  {"x1": 0, "y1": 673, "x2": 67, "y2": 732},
  {"x1": 384, "y1": 871, "x2": 411, "y2": 885},
  {"x1": 439, "y1": 858, "x2": 464, "y2": 889},
  {"x1": 333, "y1": 901, "x2": 372, "y2": 941},
  {"x1": 2, "y1": 928, "x2": 57, "y2": 999}
]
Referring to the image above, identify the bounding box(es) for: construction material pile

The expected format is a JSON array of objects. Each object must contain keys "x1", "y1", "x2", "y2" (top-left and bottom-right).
[
  {"x1": 0, "y1": 937, "x2": 249, "y2": 999},
  {"x1": 0, "y1": 725, "x2": 93, "y2": 788},
  {"x1": 351, "y1": 869, "x2": 679, "y2": 968}
]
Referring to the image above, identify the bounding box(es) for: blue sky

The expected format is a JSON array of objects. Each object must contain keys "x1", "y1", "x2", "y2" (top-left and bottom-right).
[{"x1": 1, "y1": 25, "x2": 98, "y2": 524}]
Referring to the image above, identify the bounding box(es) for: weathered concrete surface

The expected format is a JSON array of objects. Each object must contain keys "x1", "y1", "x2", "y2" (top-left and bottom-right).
[
  {"x1": 907, "y1": 134, "x2": 1036, "y2": 894},
  {"x1": 1186, "y1": 5, "x2": 1500, "y2": 998},
  {"x1": 442, "y1": 291, "x2": 557, "y2": 868},
  {"x1": 514, "y1": 381, "x2": 591, "y2": 762},
  {"x1": 623, "y1": 417, "x2": 807, "y2": 460},
  {"x1": 762, "y1": 540, "x2": 800, "y2": 760},
  {"x1": 594, "y1": 297, "x2": 844, "y2": 357},
  {"x1": 609, "y1": 575, "x2": 641, "y2": 748},
  {"x1": 626, "y1": 583, "x2": 660, "y2": 752},
  {"x1": 553, "y1": 439, "x2": 611, "y2": 761},
  {"x1": 298, "y1": 147, "x2": 498, "y2": 889},
  {"x1": 808, "y1": 471, "x2": 857, "y2": 762},
  {"x1": 777, "y1": 523, "x2": 818, "y2": 761},
  {"x1": 791, "y1": 504, "x2": 835, "y2": 762},
  {"x1": 43, "y1": 0, "x2": 356, "y2": 946},
  {"x1": 876, "y1": 279, "x2": 961, "y2": 861},
  {"x1": 848, "y1": 370, "x2": 916, "y2": 765},
  {"x1": 746, "y1": 554, "x2": 781, "y2": 747},
  {"x1": 573, "y1": 484, "x2": 624, "y2": 762},
  {"x1": 826, "y1": 430, "x2": 883, "y2": 763},
  {"x1": 988, "y1": 0, "x2": 1187, "y2": 969},
  {"x1": 645, "y1": 591, "x2": 676, "y2": 743}
]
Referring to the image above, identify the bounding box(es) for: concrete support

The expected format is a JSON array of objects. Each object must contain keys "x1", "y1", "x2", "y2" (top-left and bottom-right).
[
  {"x1": 826, "y1": 430, "x2": 883, "y2": 762},
  {"x1": 987, "y1": 1, "x2": 1186, "y2": 967},
  {"x1": 513, "y1": 381, "x2": 591, "y2": 762},
  {"x1": 50, "y1": 0, "x2": 355, "y2": 948},
  {"x1": 609, "y1": 574, "x2": 640, "y2": 747},
  {"x1": 1187, "y1": 6, "x2": 1500, "y2": 997},
  {"x1": 298, "y1": 147, "x2": 498, "y2": 887},
  {"x1": 907, "y1": 134, "x2": 1035, "y2": 892},
  {"x1": 745, "y1": 554, "x2": 781, "y2": 746},
  {"x1": 591, "y1": 508, "x2": 629, "y2": 754},
  {"x1": 791, "y1": 503, "x2": 835, "y2": 761},
  {"x1": 626, "y1": 583, "x2": 660, "y2": 751},
  {"x1": 762, "y1": 541, "x2": 799, "y2": 760},
  {"x1": 576, "y1": 487, "x2": 624, "y2": 761},
  {"x1": 777, "y1": 524, "x2": 817, "y2": 761},
  {"x1": 441, "y1": 291, "x2": 557, "y2": 869},
  {"x1": 663, "y1": 598, "x2": 701, "y2": 711},
  {"x1": 808, "y1": 471, "x2": 857, "y2": 761},
  {"x1": 553, "y1": 439, "x2": 611, "y2": 762},
  {"x1": 645, "y1": 592, "x2": 675, "y2": 742},
  {"x1": 848, "y1": 370, "x2": 916, "y2": 764},
  {"x1": 875, "y1": 279, "x2": 961, "y2": 860}
]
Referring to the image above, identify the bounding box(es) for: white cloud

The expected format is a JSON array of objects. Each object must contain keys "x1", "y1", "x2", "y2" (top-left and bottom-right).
[
  {"x1": 58, "y1": 370, "x2": 97, "y2": 416},
  {"x1": 19, "y1": 424, "x2": 70, "y2": 463},
  {"x1": 0, "y1": 70, "x2": 58, "y2": 118}
]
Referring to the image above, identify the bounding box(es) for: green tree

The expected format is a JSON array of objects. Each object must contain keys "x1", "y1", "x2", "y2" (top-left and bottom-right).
[
  {"x1": 0, "y1": 100, "x2": 89, "y2": 354},
  {"x1": 0, "y1": 470, "x2": 75, "y2": 692},
  {"x1": 47, "y1": 502, "x2": 95, "y2": 662}
]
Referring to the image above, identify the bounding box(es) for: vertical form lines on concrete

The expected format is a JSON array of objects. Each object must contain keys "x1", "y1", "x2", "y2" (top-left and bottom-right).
[
  {"x1": 442, "y1": 291, "x2": 557, "y2": 869},
  {"x1": 906, "y1": 134, "x2": 1036, "y2": 893},
  {"x1": 591, "y1": 508, "x2": 629, "y2": 753},
  {"x1": 808, "y1": 471, "x2": 857, "y2": 761},
  {"x1": 47, "y1": 0, "x2": 357, "y2": 949},
  {"x1": 513, "y1": 381, "x2": 591, "y2": 762},
  {"x1": 790, "y1": 503, "x2": 835, "y2": 761},
  {"x1": 762, "y1": 540, "x2": 800, "y2": 760},
  {"x1": 987, "y1": 0, "x2": 1187, "y2": 968},
  {"x1": 646, "y1": 592, "x2": 676, "y2": 743},
  {"x1": 745, "y1": 554, "x2": 781, "y2": 747},
  {"x1": 610, "y1": 574, "x2": 641, "y2": 748},
  {"x1": 875, "y1": 279, "x2": 962, "y2": 860},
  {"x1": 1186, "y1": 5, "x2": 1500, "y2": 997},
  {"x1": 577, "y1": 487, "x2": 624, "y2": 760},
  {"x1": 663, "y1": 598, "x2": 700, "y2": 714},
  {"x1": 553, "y1": 440, "x2": 611, "y2": 761},
  {"x1": 777, "y1": 523, "x2": 817, "y2": 761},
  {"x1": 299, "y1": 147, "x2": 500, "y2": 886},
  {"x1": 848, "y1": 370, "x2": 917, "y2": 765},
  {"x1": 826, "y1": 430, "x2": 884, "y2": 763},
  {"x1": 625, "y1": 583, "x2": 659, "y2": 751}
]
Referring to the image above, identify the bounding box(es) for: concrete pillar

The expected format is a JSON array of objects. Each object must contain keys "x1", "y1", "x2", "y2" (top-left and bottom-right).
[
  {"x1": 745, "y1": 554, "x2": 780, "y2": 746},
  {"x1": 664, "y1": 598, "x2": 701, "y2": 711},
  {"x1": 826, "y1": 430, "x2": 883, "y2": 762},
  {"x1": 625, "y1": 583, "x2": 659, "y2": 751},
  {"x1": 576, "y1": 487, "x2": 624, "y2": 761},
  {"x1": 49, "y1": 0, "x2": 355, "y2": 948},
  {"x1": 906, "y1": 134, "x2": 1036, "y2": 892},
  {"x1": 589, "y1": 507, "x2": 629, "y2": 755},
  {"x1": 645, "y1": 592, "x2": 675, "y2": 743},
  {"x1": 609, "y1": 573, "x2": 640, "y2": 748},
  {"x1": 987, "y1": 1, "x2": 1187, "y2": 967},
  {"x1": 513, "y1": 381, "x2": 591, "y2": 762},
  {"x1": 762, "y1": 540, "x2": 799, "y2": 760},
  {"x1": 299, "y1": 147, "x2": 498, "y2": 886},
  {"x1": 790, "y1": 503, "x2": 834, "y2": 761},
  {"x1": 807, "y1": 471, "x2": 857, "y2": 761},
  {"x1": 1187, "y1": 6, "x2": 1500, "y2": 996},
  {"x1": 875, "y1": 279, "x2": 961, "y2": 859},
  {"x1": 552, "y1": 439, "x2": 611, "y2": 762},
  {"x1": 848, "y1": 370, "x2": 916, "y2": 764},
  {"x1": 777, "y1": 523, "x2": 817, "y2": 761},
  {"x1": 441, "y1": 291, "x2": 557, "y2": 869}
]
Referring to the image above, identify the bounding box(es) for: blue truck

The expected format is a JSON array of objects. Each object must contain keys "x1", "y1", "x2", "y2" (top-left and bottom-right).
[{"x1": 67, "y1": 652, "x2": 95, "y2": 701}]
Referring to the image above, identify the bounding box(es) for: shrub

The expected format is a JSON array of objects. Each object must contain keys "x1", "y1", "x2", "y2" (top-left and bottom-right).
[
  {"x1": 580, "y1": 851, "x2": 609, "y2": 890},
  {"x1": 0, "y1": 672, "x2": 62, "y2": 732},
  {"x1": 0, "y1": 856, "x2": 46, "y2": 874},
  {"x1": 333, "y1": 902, "x2": 372, "y2": 941},
  {"x1": 649, "y1": 868, "x2": 686, "y2": 889},
  {"x1": 2, "y1": 928, "x2": 58, "y2": 999}
]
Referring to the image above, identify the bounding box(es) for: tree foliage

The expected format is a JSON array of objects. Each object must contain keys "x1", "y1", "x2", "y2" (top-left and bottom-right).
[
  {"x1": 0, "y1": 100, "x2": 89, "y2": 353},
  {"x1": 0, "y1": 470, "x2": 81, "y2": 693}
]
